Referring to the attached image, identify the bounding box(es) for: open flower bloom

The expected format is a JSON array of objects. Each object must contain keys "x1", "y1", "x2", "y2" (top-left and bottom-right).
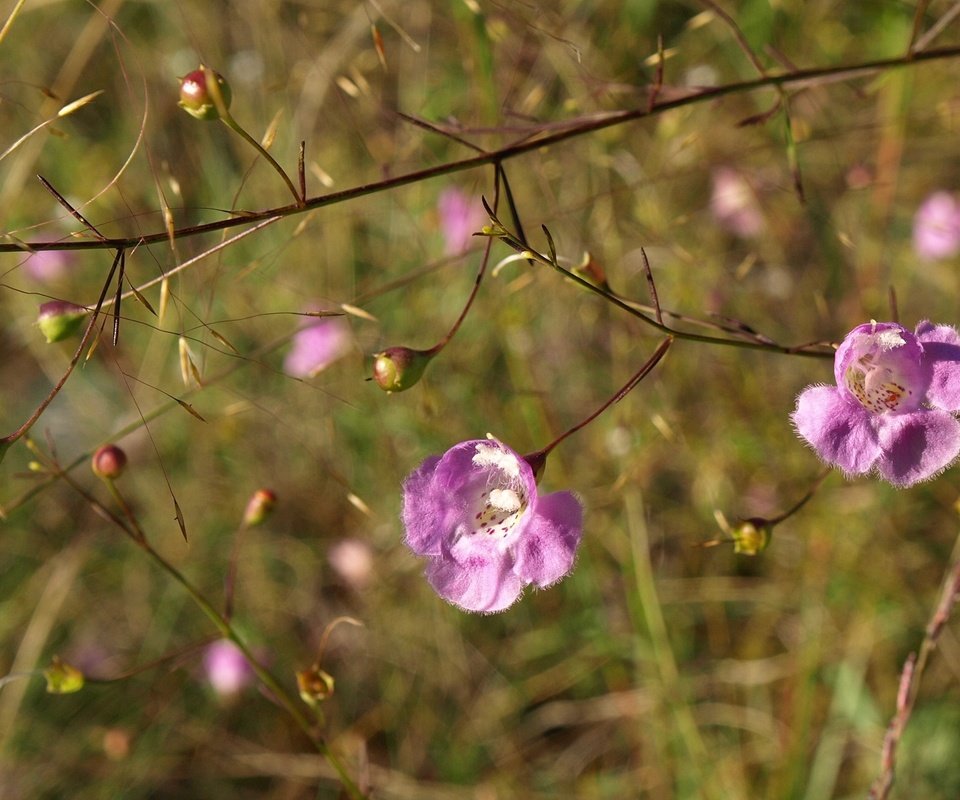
[
  {"x1": 402, "y1": 438, "x2": 583, "y2": 613},
  {"x1": 792, "y1": 321, "x2": 960, "y2": 487}
]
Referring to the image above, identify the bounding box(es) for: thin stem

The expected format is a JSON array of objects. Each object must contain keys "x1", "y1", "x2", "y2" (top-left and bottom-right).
[
  {"x1": 5, "y1": 45, "x2": 960, "y2": 256},
  {"x1": 203, "y1": 65, "x2": 304, "y2": 207},
  {"x1": 532, "y1": 337, "x2": 673, "y2": 462},
  {"x1": 427, "y1": 167, "x2": 501, "y2": 355},
  {"x1": 0, "y1": 248, "x2": 123, "y2": 449},
  {"x1": 489, "y1": 214, "x2": 834, "y2": 360},
  {"x1": 29, "y1": 443, "x2": 367, "y2": 800}
]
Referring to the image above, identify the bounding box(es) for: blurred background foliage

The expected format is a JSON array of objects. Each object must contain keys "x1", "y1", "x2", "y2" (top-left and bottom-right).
[{"x1": 3, "y1": 1, "x2": 960, "y2": 798}]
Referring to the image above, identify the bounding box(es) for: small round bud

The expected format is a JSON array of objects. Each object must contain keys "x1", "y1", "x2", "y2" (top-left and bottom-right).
[
  {"x1": 92, "y1": 444, "x2": 127, "y2": 480},
  {"x1": 243, "y1": 488, "x2": 277, "y2": 526},
  {"x1": 372, "y1": 346, "x2": 432, "y2": 393},
  {"x1": 178, "y1": 67, "x2": 232, "y2": 121},
  {"x1": 38, "y1": 300, "x2": 87, "y2": 343},
  {"x1": 732, "y1": 518, "x2": 771, "y2": 556}
]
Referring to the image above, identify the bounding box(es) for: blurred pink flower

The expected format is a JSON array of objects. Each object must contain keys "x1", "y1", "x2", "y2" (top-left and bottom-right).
[
  {"x1": 23, "y1": 248, "x2": 72, "y2": 282},
  {"x1": 710, "y1": 167, "x2": 764, "y2": 238},
  {"x1": 913, "y1": 192, "x2": 960, "y2": 261},
  {"x1": 328, "y1": 538, "x2": 374, "y2": 590},
  {"x1": 284, "y1": 317, "x2": 352, "y2": 378},
  {"x1": 437, "y1": 187, "x2": 486, "y2": 255},
  {"x1": 203, "y1": 639, "x2": 253, "y2": 697}
]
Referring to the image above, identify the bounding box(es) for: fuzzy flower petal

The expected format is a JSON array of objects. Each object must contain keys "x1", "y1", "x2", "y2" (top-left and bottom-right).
[
  {"x1": 401, "y1": 438, "x2": 584, "y2": 613},
  {"x1": 876, "y1": 410, "x2": 960, "y2": 487},
  {"x1": 792, "y1": 320, "x2": 960, "y2": 487},
  {"x1": 916, "y1": 321, "x2": 960, "y2": 412},
  {"x1": 792, "y1": 385, "x2": 882, "y2": 475},
  {"x1": 513, "y1": 492, "x2": 583, "y2": 587},
  {"x1": 425, "y1": 550, "x2": 526, "y2": 613}
]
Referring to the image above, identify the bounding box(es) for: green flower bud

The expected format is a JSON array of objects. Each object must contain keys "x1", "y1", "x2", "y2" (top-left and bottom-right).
[
  {"x1": 43, "y1": 656, "x2": 84, "y2": 694},
  {"x1": 732, "y1": 518, "x2": 771, "y2": 556},
  {"x1": 92, "y1": 444, "x2": 127, "y2": 480},
  {"x1": 178, "y1": 67, "x2": 232, "y2": 121},
  {"x1": 372, "y1": 346, "x2": 433, "y2": 393},
  {"x1": 243, "y1": 488, "x2": 277, "y2": 526},
  {"x1": 38, "y1": 300, "x2": 87, "y2": 343}
]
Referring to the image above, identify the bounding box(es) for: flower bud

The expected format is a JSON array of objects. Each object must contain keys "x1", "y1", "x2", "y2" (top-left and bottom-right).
[
  {"x1": 38, "y1": 300, "x2": 87, "y2": 343},
  {"x1": 178, "y1": 67, "x2": 232, "y2": 121},
  {"x1": 92, "y1": 444, "x2": 127, "y2": 480},
  {"x1": 243, "y1": 488, "x2": 277, "y2": 526},
  {"x1": 372, "y1": 346, "x2": 432, "y2": 392},
  {"x1": 43, "y1": 656, "x2": 84, "y2": 694},
  {"x1": 296, "y1": 664, "x2": 335, "y2": 706},
  {"x1": 732, "y1": 518, "x2": 771, "y2": 556}
]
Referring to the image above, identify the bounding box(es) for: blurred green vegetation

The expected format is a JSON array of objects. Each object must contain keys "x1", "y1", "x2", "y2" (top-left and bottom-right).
[{"x1": 3, "y1": 1, "x2": 960, "y2": 798}]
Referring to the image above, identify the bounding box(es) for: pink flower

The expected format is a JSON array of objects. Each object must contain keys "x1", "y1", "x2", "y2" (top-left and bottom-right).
[
  {"x1": 402, "y1": 438, "x2": 583, "y2": 613},
  {"x1": 437, "y1": 188, "x2": 486, "y2": 255},
  {"x1": 23, "y1": 249, "x2": 72, "y2": 282},
  {"x1": 792, "y1": 321, "x2": 960, "y2": 487},
  {"x1": 710, "y1": 167, "x2": 764, "y2": 238},
  {"x1": 203, "y1": 640, "x2": 253, "y2": 697},
  {"x1": 283, "y1": 318, "x2": 352, "y2": 378},
  {"x1": 328, "y1": 538, "x2": 374, "y2": 590},
  {"x1": 913, "y1": 192, "x2": 960, "y2": 261}
]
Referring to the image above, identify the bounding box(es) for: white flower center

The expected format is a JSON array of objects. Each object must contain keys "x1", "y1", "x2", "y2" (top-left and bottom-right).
[
  {"x1": 469, "y1": 444, "x2": 529, "y2": 542},
  {"x1": 843, "y1": 346, "x2": 914, "y2": 414}
]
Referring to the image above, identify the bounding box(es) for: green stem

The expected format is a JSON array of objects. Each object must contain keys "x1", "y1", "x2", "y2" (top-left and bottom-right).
[{"x1": 219, "y1": 113, "x2": 304, "y2": 207}]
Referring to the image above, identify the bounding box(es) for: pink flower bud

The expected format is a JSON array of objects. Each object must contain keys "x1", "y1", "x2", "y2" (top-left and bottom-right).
[
  {"x1": 243, "y1": 488, "x2": 277, "y2": 526},
  {"x1": 37, "y1": 300, "x2": 87, "y2": 343},
  {"x1": 91, "y1": 444, "x2": 127, "y2": 480},
  {"x1": 178, "y1": 67, "x2": 232, "y2": 121},
  {"x1": 372, "y1": 346, "x2": 432, "y2": 392}
]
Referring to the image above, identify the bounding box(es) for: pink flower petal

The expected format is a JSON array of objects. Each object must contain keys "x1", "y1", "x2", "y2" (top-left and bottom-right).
[
  {"x1": 876, "y1": 410, "x2": 960, "y2": 487},
  {"x1": 916, "y1": 321, "x2": 960, "y2": 412},
  {"x1": 425, "y1": 551, "x2": 525, "y2": 613},
  {"x1": 514, "y1": 492, "x2": 582, "y2": 587},
  {"x1": 792, "y1": 385, "x2": 881, "y2": 475}
]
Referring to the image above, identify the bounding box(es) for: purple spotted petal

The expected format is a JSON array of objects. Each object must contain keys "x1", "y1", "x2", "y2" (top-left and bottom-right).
[
  {"x1": 425, "y1": 550, "x2": 525, "y2": 613},
  {"x1": 792, "y1": 385, "x2": 881, "y2": 475},
  {"x1": 916, "y1": 321, "x2": 960, "y2": 412},
  {"x1": 875, "y1": 410, "x2": 960, "y2": 487},
  {"x1": 514, "y1": 492, "x2": 583, "y2": 587}
]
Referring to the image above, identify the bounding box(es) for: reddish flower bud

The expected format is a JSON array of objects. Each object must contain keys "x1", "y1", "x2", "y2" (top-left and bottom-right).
[
  {"x1": 296, "y1": 664, "x2": 335, "y2": 706},
  {"x1": 38, "y1": 300, "x2": 87, "y2": 343},
  {"x1": 372, "y1": 346, "x2": 432, "y2": 393},
  {"x1": 243, "y1": 488, "x2": 277, "y2": 526},
  {"x1": 91, "y1": 444, "x2": 127, "y2": 480},
  {"x1": 178, "y1": 67, "x2": 232, "y2": 121}
]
